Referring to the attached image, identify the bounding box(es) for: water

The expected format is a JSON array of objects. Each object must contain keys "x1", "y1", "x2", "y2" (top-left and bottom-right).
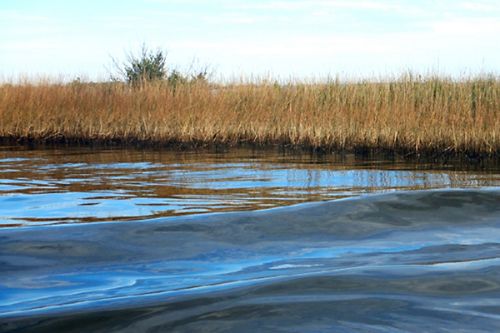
[{"x1": 0, "y1": 146, "x2": 499, "y2": 332}]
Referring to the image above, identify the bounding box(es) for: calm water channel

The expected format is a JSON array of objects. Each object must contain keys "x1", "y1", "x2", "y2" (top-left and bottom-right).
[{"x1": 0, "y1": 145, "x2": 499, "y2": 332}]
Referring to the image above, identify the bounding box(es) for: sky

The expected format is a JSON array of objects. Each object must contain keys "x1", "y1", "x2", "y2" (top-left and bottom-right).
[{"x1": 1, "y1": 0, "x2": 500, "y2": 81}]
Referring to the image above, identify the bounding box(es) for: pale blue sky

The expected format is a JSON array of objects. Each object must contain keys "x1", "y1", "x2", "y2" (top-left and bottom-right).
[{"x1": 1, "y1": 0, "x2": 499, "y2": 80}]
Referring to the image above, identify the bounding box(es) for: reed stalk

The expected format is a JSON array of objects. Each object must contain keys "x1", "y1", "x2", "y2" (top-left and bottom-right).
[{"x1": 0, "y1": 75, "x2": 498, "y2": 157}]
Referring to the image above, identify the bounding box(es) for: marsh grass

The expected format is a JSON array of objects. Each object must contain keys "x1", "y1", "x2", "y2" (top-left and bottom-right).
[{"x1": 0, "y1": 75, "x2": 498, "y2": 157}]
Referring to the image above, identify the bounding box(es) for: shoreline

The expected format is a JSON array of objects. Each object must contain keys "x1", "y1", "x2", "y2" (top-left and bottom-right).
[
  {"x1": 1, "y1": 77, "x2": 498, "y2": 161},
  {"x1": 1, "y1": 136, "x2": 498, "y2": 163}
]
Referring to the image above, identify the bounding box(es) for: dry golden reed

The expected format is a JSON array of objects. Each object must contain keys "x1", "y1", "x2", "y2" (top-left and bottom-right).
[{"x1": 0, "y1": 75, "x2": 498, "y2": 156}]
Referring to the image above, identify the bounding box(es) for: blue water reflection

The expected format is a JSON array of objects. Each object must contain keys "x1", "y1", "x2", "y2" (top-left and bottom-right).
[
  {"x1": 0, "y1": 146, "x2": 499, "y2": 332},
  {"x1": 0, "y1": 147, "x2": 498, "y2": 226}
]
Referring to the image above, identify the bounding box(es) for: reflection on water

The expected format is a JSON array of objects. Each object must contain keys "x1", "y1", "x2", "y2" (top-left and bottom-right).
[
  {"x1": 1, "y1": 189, "x2": 500, "y2": 332},
  {"x1": 0, "y1": 145, "x2": 498, "y2": 227},
  {"x1": 1, "y1": 145, "x2": 499, "y2": 332}
]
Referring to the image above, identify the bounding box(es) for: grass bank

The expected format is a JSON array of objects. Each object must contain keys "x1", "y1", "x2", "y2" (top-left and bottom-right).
[{"x1": 0, "y1": 75, "x2": 498, "y2": 158}]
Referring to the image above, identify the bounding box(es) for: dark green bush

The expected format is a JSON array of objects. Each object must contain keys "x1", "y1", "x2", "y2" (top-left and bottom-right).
[
  {"x1": 117, "y1": 45, "x2": 167, "y2": 85},
  {"x1": 111, "y1": 45, "x2": 210, "y2": 87}
]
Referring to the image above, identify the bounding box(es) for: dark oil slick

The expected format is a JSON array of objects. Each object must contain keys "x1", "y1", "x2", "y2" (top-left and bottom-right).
[{"x1": 0, "y1": 146, "x2": 499, "y2": 332}]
